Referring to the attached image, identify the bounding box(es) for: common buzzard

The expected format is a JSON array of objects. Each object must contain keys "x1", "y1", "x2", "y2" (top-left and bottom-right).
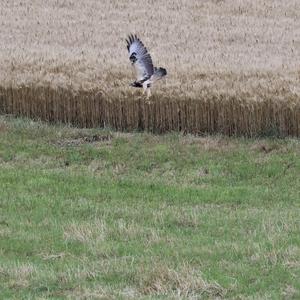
[{"x1": 126, "y1": 34, "x2": 167, "y2": 98}]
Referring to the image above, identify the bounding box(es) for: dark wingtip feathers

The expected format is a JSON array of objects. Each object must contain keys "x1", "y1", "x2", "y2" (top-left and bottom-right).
[
  {"x1": 126, "y1": 34, "x2": 136, "y2": 51},
  {"x1": 126, "y1": 34, "x2": 144, "y2": 52},
  {"x1": 126, "y1": 34, "x2": 135, "y2": 51},
  {"x1": 130, "y1": 81, "x2": 143, "y2": 88}
]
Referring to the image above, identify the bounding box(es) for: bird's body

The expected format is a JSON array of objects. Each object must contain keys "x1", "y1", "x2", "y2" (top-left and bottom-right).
[{"x1": 126, "y1": 34, "x2": 167, "y2": 98}]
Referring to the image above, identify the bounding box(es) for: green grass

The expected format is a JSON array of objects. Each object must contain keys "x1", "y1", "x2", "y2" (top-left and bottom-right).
[{"x1": 0, "y1": 115, "x2": 299, "y2": 299}]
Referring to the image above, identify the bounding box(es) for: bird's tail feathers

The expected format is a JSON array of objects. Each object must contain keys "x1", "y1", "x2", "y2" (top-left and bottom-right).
[
  {"x1": 151, "y1": 67, "x2": 167, "y2": 83},
  {"x1": 154, "y1": 67, "x2": 167, "y2": 77}
]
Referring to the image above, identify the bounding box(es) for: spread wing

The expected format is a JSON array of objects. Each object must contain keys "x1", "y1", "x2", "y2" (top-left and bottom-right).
[{"x1": 126, "y1": 34, "x2": 154, "y2": 82}]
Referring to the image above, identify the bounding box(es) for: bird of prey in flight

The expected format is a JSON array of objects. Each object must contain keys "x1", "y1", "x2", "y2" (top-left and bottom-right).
[{"x1": 126, "y1": 34, "x2": 167, "y2": 98}]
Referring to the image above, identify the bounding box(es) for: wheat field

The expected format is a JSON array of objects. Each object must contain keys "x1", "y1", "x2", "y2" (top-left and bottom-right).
[{"x1": 1, "y1": 0, "x2": 300, "y2": 135}]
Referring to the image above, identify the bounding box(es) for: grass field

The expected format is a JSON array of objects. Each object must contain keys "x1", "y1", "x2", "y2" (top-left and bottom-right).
[{"x1": 0, "y1": 115, "x2": 299, "y2": 299}]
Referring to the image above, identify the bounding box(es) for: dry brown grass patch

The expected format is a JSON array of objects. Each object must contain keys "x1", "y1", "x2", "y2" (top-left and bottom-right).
[
  {"x1": 55, "y1": 133, "x2": 113, "y2": 147},
  {"x1": 41, "y1": 252, "x2": 66, "y2": 261},
  {"x1": 138, "y1": 263, "x2": 226, "y2": 297},
  {"x1": 172, "y1": 210, "x2": 201, "y2": 229},
  {"x1": 281, "y1": 285, "x2": 299, "y2": 299},
  {"x1": 1, "y1": 263, "x2": 36, "y2": 289},
  {"x1": 180, "y1": 135, "x2": 240, "y2": 152},
  {"x1": 0, "y1": 122, "x2": 9, "y2": 133},
  {"x1": 63, "y1": 220, "x2": 107, "y2": 244}
]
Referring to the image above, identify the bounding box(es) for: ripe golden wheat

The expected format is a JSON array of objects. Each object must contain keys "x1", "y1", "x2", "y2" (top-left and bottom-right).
[{"x1": 0, "y1": 0, "x2": 300, "y2": 136}]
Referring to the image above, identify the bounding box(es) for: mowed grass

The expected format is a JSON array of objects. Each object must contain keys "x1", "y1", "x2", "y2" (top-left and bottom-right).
[{"x1": 0, "y1": 115, "x2": 299, "y2": 299}]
